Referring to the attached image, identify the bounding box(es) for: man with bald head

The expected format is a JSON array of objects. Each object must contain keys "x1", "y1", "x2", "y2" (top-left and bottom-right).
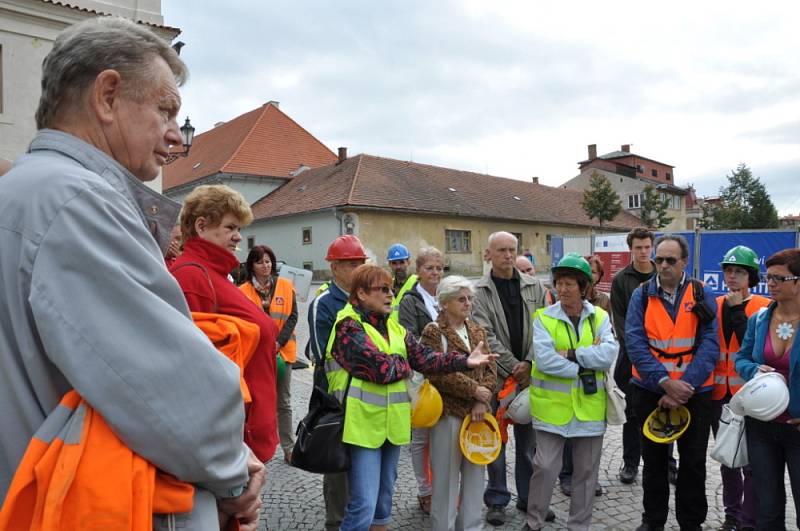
[
  {"x1": 516, "y1": 255, "x2": 536, "y2": 276},
  {"x1": 473, "y1": 231, "x2": 549, "y2": 526}
]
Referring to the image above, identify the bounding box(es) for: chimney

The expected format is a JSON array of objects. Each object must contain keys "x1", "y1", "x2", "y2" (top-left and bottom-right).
[
  {"x1": 265, "y1": 100, "x2": 280, "y2": 108},
  {"x1": 531, "y1": 176, "x2": 539, "y2": 184},
  {"x1": 214, "y1": 121, "x2": 226, "y2": 128},
  {"x1": 337, "y1": 147, "x2": 348, "y2": 164},
  {"x1": 587, "y1": 144, "x2": 597, "y2": 160},
  {"x1": 621, "y1": 144, "x2": 631, "y2": 153}
]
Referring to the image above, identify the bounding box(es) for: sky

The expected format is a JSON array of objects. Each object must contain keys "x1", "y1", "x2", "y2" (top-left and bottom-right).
[{"x1": 163, "y1": 0, "x2": 800, "y2": 215}]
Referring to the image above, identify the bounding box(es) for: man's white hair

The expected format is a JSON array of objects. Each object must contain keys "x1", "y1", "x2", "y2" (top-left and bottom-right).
[{"x1": 487, "y1": 231, "x2": 518, "y2": 248}]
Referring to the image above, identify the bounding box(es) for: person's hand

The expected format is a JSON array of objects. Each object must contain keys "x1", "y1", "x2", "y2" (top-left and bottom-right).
[
  {"x1": 658, "y1": 394, "x2": 682, "y2": 410},
  {"x1": 218, "y1": 449, "x2": 266, "y2": 531},
  {"x1": 726, "y1": 289, "x2": 744, "y2": 307},
  {"x1": 467, "y1": 341, "x2": 498, "y2": 368},
  {"x1": 512, "y1": 360, "x2": 532, "y2": 384},
  {"x1": 757, "y1": 365, "x2": 775, "y2": 373},
  {"x1": 593, "y1": 336, "x2": 601, "y2": 346},
  {"x1": 471, "y1": 401, "x2": 489, "y2": 422},
  {"x1": 556, "y1": 350, "x2": 569, "y2": 358},
  {"x1": 787, "y1": 419, "x2": 800, "y2": 432},
  {"x1": 659, "y1": 379, "x2": 693, "y2": 403},
  {"x1": 473, "y1": 385, "x2": 492, "y2": 404},
  {"x1": 166, "y1": 239, "x2": 181, "y2": 260}
]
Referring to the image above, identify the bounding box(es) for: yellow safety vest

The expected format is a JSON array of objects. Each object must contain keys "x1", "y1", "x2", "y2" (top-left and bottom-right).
[
  {"x1": 325, "y1": 304, "x2": 411, "y2": 448},
  {"x1": 529, "y1": 308, "x2": 608, "y2": 425},
  {"x1": 390, "y1": 275, "x2": 418, "y2": 322}
]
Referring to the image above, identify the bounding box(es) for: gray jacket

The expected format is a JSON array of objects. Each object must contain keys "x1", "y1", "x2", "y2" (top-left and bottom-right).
[
  {"x1": 0, "y1": 130, "x2": 249, "y2": 525},
  {"x1": 472, "y1": 270, "x2": 547, "y2": 390},
  {"x1": 398, "y1": 282, "x2": 434, "y2": 338}
]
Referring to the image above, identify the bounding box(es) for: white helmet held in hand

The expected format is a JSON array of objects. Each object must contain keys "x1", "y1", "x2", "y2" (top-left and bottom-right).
[
  {"x1": 506, "y1": 390, "x2": 532, "y2": 424},
  {"x1": 729, "y1": 371, "x2": 790, "y2": 421}
]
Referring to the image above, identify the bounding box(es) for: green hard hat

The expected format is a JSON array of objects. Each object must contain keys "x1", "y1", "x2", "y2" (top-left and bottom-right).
[
  {"x1": 276, "y1": 354, "x2": 286, "y2": 381},
  {"x1": 720, "y1": 245, "x2": 760, "y2": 271},
  {"x1": 552, "y1": 253, "x2": 593, "y2": 282}
]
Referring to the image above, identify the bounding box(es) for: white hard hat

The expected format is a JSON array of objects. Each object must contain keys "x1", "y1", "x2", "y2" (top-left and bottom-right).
[
  {"x1": 505, "y1": 390, "x2": 532, "y2": 424},
  {"x1": 729, "y1": 372, "x2": 790, "y2": 421}
]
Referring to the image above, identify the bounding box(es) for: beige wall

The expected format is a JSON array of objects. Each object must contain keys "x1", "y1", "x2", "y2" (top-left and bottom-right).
[{"x1": 356, "y1": 210, "x2": 594, "y2": 275}]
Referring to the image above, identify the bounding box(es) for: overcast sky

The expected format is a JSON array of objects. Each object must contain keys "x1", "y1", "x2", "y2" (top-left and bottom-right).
[{"x1": 164, "y1": 0, "x2": 800, "y2": 215}]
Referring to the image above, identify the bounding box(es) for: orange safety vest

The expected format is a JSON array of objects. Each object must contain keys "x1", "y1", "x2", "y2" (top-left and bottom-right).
[
  {"x1": 240, "y1": 278, "x2": 297, "y2": 363},
  {"x1": 633, "y1": 281, "x2": 714, "y2": 387},
  {"x1": 0, "y1": 391, "x2": 194, "y2": 530},
  {"x1": 712, "y1": 294, "x2": 772, "y2": 400},
  {"x1": 192, "y1": 311, "x2": 261, "y2": 403}
]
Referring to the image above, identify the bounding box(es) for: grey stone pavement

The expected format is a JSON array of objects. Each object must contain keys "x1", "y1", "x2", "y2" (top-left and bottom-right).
[{"x1": 258, "y1": 288, "x2": 796, "y2": 531}]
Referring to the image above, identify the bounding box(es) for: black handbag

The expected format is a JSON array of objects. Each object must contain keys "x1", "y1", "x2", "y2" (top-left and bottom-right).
[{"x1": 290, "y1": 375, "x2": 352, "y2": 474}]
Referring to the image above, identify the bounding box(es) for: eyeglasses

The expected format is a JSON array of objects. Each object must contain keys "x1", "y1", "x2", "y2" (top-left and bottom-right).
[
  {"x1": 762, "y1": 274, "x2": 800, "y2": 284},
  {"x1": 654, "y1": 256, "x2": 679, "y2": 266},
  {"x1": 367, "y1": 286, "x2": 393, "y2": 294}
]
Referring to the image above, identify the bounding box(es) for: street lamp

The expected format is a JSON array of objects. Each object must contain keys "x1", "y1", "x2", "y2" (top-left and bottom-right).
[{"x1": 165, "y1": 117, "x2": 195, "y2": 164}]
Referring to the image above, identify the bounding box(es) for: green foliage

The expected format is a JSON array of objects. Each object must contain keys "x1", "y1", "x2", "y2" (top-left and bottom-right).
[
  {"x1": 640, "y1": 184, "x2": 674, "y2": 229},
  {"x1": 700, "y1": 163, "x2": 779, "y2": 229},
  {"x1": 581, "y1": 171, "x2": 622, "y2": 227}
]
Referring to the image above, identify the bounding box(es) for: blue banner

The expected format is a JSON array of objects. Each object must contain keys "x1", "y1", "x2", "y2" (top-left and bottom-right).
[
  {"x1": 550, "y1": 236, "x2": 564, "y2": 266},
  {"x1": 698, "y1": 231, "x2": 797, "y2": 296}
]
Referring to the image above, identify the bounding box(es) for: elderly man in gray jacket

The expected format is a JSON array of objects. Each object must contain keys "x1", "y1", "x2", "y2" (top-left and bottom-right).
[
  {"x1": 473, "y1": 231, "x2": 549, "y2": 527},
  {"x1": 0, "y1": 17, "x2": 262, "y2": 530}
]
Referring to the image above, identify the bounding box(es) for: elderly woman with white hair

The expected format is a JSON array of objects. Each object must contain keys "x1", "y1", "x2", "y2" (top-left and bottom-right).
[{"x1": 420, "y1": 275, "x2": 497, "y2": 531}]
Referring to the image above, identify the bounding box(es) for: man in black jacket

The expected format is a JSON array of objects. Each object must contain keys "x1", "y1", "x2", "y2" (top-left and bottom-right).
[{"x1": 611, "y1": 227, "x2": 655, "y2": 484}]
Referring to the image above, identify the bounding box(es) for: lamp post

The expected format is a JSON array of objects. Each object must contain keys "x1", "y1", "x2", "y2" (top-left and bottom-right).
[{"x1": 164, "y1": 117, "x2": 195, "y2": 164}]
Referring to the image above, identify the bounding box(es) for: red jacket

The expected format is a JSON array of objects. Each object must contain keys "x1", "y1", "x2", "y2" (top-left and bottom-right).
[{"x1": 170, "y1": 237, "x2": 278, "y2": 462}]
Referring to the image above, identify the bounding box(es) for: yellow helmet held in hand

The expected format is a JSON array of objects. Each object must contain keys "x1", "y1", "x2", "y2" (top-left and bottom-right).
[
  {"x1": 643, "y1": 405, "x2": 691, "y2": 444},
  {"x1": 410, "y1": 379, "x2": 443, "y2": 428},
  {"x1": 460, "y1": 413, "x2": 502, "y2": 465}
]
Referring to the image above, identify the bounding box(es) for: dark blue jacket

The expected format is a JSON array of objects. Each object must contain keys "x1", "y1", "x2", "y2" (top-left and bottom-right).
[
  {"x1": 625, "y1": 277, "x2": 719, "y2": 393},
  {"x1": 308, "y1": 281, "x2": 349, "y2": 364},
  {"x1": 735, "y1": 303, "x2": 800, "y2": 418}
]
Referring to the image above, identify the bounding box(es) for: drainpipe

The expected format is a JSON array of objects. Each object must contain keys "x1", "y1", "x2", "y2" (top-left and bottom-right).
[{"x1": 332, "y1": 207, "x2": 344, "y2": 236}]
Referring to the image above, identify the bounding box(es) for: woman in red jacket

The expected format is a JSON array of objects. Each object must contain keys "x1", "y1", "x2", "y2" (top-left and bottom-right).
[{"x1": 170, "y1": 184, "x2": 279, "y2": 462}]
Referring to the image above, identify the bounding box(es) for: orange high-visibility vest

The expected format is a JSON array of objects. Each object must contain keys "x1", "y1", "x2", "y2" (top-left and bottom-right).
[
  {"x1": 240, "y1": 278, "x2": 297, "y2": 362},
  {"x1": 633, "y1": 282, "x2": 714, "y2": 387},
  {"x1": 192, "y1": 311, "x2": 261, "y2": 403},
  {"x1": 0, "y1": 391, "x2": 194, "y2": 530},
  {"x1": 712, "y1": 294, "x2": 772, "y2": 400}
]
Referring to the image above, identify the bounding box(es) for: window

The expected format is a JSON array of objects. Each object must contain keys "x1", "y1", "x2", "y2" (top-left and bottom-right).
[
  {"x1": 628, "y1": 193, "x2": 641, "y2": 209},
  {"x1": 445, "y1": 229, "x2": 471, "y2": 253},
  {"x1": 247, "y1": 236, "x2": 255, "y2": 250},
  {"x1": 666, "y1": 172, "x2": 672, "y2": 181},
  {"x1": 302, "y1": 262, "x2": 313, "y2": 271},
  {"x1": 651, "y1": 169, "x2": 658, "y2": 178},
  {"x1": 674, "y1": 195, "x2": 681, "y2": 210},
  {"x1": 511, "y1": 232, "x2": 523, "y2": 253},
  {"x1": 302, "y1": 227, "x2": 312, "y2": 245},
  {"x1": 636, "y1": 164, "x2": 644, "y2": 174}
]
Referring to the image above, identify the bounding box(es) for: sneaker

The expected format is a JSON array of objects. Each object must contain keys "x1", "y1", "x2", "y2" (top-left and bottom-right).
[
  {"x1": 635, "y1": 524, "x2": 664, "y2": 531},
  {"x1": 486, "y1": 505, "x2": 505, "y2": 526},
  {"x1": 719, "y1": 515, "x2": 739, "y2": 531},
  {"x1": 545, "y1": 509, "x2": 555, "y2": 522},
  {"x1": 619, "y1": 464, "x2": 638, "y2": 484},
  {"x1": 595, "y1": 484, "x2": 603, "y2": 496},
  {"x1": 560, "y1": 481, "x2": 572, "y2": 496}
]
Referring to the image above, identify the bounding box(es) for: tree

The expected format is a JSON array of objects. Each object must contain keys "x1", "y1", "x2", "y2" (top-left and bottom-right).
[
  {"x1": 639, "y1": 184, "x2": 674, "y2": 229},
  {"x1": 581, "y1": 171, "x2": 622, "y2": 227},
  {"x1": 700, "y1": 163, "x2": 779, "y2": 229}
]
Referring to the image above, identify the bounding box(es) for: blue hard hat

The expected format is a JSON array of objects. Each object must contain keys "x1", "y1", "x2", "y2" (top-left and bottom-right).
[{"x1": 387, "y1": 243, "x2": 411, "y2": 261}]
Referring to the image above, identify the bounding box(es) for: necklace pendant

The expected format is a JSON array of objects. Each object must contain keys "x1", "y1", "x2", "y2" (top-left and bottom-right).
[{"x1": 776, "y1": 322, "x2": 795, "y2": 341}]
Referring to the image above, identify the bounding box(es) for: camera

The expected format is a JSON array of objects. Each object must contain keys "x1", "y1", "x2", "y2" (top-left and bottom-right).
[{"x1": 578, "y1": 366, "x2": 597, "y2": 395}]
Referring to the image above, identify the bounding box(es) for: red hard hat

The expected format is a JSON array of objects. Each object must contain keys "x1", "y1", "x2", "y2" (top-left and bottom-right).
[{"x1": 326, "y1": 235, "x2": 368, "y2": 261}]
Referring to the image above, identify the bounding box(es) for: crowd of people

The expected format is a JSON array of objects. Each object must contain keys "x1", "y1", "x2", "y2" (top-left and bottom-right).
[{"x1": 2, "y1": 15, "x2": 800, "y2": 531}]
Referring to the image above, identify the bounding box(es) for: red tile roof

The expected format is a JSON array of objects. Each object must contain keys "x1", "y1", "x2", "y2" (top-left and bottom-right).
[
  {"x1": 163, "y1": 103, "x2": 337, "y2": 191},
  {"x1": 251, "y1": 154, "x2": 643, "y2": 230}
]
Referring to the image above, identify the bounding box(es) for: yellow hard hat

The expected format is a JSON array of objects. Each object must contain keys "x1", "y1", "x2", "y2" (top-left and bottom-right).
[
  {"x1": 643, "y1": 406, "x2": 691, "y2": 444},
  {"x1": 411, "y1": 380, "x2": 443, "y2": 428},
  {"x1": 459, "y1": 413, "x2": 502, "y2": 465}
]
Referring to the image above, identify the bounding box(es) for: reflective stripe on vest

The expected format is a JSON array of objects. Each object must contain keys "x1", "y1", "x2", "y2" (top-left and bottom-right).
[
  {"x1": 529, "y1": 308, "x2": 608, "y2": 426},
  {"x1": 712, "y1": 294, "x2": 772, "y2": 399},
  {"x1": 633, "y1": 282, "x2": 713, "y2": 387},
  {"x1": 325, "y1": 303, "x2": 411, "y2": 448},
  {"x1": 389, "y1": 275, "x2": 418, "y2": 322},
  {"x1": 270, "y1": 278, "x2": 297, "y2": 363}
]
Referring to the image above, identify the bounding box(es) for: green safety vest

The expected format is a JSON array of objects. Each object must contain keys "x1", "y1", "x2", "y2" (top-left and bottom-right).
[
  {"x1": 325, "y1": 304, "x2": 411, "y2": 448},
  {"x1": 389, "y1": 274, "x2": 418, "y2": 322},
  {"x1": 315, "y1": 282, "x2": 330, "y2": 296},
  {"x1": 529, "y1": 307, "x2": 608, "y2": 425}
]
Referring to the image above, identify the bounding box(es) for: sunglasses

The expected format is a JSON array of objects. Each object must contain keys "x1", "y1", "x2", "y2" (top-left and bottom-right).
[
  {"x1": 367, "y1": 286, "x2": 393, "y2": 294},
  {"x1": 762, "y1": 274, "x2": 800, "y2": 284},
  {"x1": 654, "y1": 256, "x2": 679, "y2": 266}
]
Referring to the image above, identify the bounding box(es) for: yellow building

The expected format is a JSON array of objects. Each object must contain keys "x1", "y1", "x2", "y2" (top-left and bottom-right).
[{"x1": 245, "y1": 153, "x2": 642, "y2": 277}]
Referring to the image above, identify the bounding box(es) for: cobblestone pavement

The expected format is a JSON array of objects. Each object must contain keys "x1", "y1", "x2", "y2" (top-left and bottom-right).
[{"x1": 258, "y1": 288, "x2": 796, "y2": 531}]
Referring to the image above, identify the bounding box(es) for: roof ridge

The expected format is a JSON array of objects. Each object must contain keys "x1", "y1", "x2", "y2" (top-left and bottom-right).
[
  {"x1": 220, "y1": 104, "x2": 270, "y2": 173},
  {"x1": 346, "y1": 155, "x2": 364, "y2": 204}
]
